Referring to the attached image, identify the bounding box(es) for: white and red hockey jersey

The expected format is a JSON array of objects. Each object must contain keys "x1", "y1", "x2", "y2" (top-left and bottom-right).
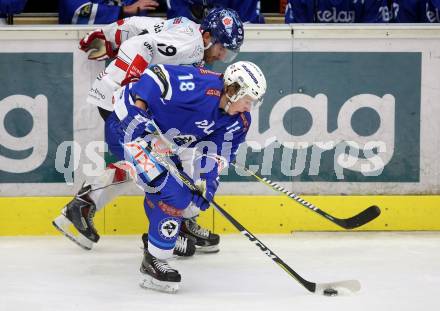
[{"x1": 87, "y1": 16, "x2": 204, "y2": 111}]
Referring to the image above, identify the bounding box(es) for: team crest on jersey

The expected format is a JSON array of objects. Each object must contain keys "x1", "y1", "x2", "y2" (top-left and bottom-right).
[
  {"x1": 158, "y1": 218, "x2": 180, "y2": 240},
  {"x1": 205, "y1": 88, "x2": 221, "y2": 97},
  {"x1": 173, "y1": 17, "x2": 182, "y2": 24}
]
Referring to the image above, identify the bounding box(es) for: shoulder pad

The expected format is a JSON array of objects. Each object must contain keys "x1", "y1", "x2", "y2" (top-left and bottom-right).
[{"x1": 146, "y1": 64, "x2": 172, "y2": 100}]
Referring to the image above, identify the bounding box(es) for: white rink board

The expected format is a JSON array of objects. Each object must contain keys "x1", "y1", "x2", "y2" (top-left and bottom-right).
[{"x1": 1, "y1": 25, "x2": 440, "y2": 195}]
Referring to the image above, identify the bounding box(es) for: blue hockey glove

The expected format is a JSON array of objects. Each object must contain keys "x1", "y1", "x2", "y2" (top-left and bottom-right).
[{"x1": 191, "y1": 178, "x2": 218, "y2": 211}]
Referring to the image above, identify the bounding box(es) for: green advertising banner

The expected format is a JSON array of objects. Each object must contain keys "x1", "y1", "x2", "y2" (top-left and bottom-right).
[
  {"x1": 0, "y1": 53, "x2": 73, "y2": 183},
  {"x1": 214, "y1": 52, "x2": 421, "y2": 182}
]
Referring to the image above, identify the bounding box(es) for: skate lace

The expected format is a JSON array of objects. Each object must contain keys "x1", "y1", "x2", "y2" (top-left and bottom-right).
[
  {"x1": 188, "y1": 219, "x2": 209, "y2": 238},
  {"x1": 87, "y1": 207, "x2": 96, "y2": 230},
  {"x1": 77, "y1": 195, "x2": 97, "y2": 232},
  {"x1": 152, "y1": 258, "x2": 176, "y2": 273},
  {"x1": 174, "y1": 235, "x2": 187, "y2": 254}
]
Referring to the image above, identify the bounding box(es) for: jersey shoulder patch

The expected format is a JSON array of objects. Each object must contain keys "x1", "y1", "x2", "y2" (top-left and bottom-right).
[{"x1": 145, "y1": 64, "x2": 172, "y2": 100}]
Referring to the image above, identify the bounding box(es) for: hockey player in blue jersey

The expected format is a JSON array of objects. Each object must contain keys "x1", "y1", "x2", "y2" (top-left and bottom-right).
[
  {"x1": 59, "y1": 0, "x2": 159, "y2": 24},
  {"x1": 104, "y1": 61, "x2": 266, "y2": 292},
  {"x1": 53, "y1": 8, "x2": 245, "y2": 255},
  {"x1": 426, "y1": 0, "x2": 440, "y2": 22},
  {"x1": 0, "y1": 0, "x2": 27, "y2": 23},
  {"x1": 166, "y1": 0, "x2": 264, "y2": 23},
  {"x1": 285, "y1": 0, "x2": 388, "y2": 23},
  {"x1": 384, "y1": 0, "x2": 439, "y2": 22}
]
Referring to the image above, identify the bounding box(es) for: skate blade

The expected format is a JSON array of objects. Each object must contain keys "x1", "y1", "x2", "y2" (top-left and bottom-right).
[
  {"x1": 52, "y1": 214, "x2": 94, "y2": 250},
  {"x1": 196, "y1": 245, "x2": 219, "y2": 253},
  {"x1": 139, "y1": 274, "x2": 179, "y2": 293}
]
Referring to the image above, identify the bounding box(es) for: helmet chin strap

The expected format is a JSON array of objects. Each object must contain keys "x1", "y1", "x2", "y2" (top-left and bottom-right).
[
  {"x1": 223, "y1": 95, "x2": 234, "y2": 113},
  {"x1": 223, "y1": 100, "x2": 232, "y2": 113},
  {"x1": 204, "y1": 41, "x2": 213, "y2": 50}
]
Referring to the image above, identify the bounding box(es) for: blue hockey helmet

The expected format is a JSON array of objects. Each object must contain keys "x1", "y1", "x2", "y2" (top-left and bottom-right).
[{"x1": 200, "y1": 8, "x2": 244, "y2": 62}]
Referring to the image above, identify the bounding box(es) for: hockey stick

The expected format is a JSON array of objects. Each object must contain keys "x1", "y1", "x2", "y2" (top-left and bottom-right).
[
  {"x1": 143, "y1": 126, "x2": 379, "y2": 229},
  {"x1": 228, "y1": 162, "x2": 381, "y2": 230},
  {"x1": 132, "y1": 139, "x2": 361, "y2": 295}
]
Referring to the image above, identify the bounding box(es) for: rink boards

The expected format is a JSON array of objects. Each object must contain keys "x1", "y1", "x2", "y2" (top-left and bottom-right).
[
  {"x1": 1, "y1": 195, "x2": 439, "y2": 235},
  {"x1": 1, "y1": 25, "x2": 440, "y2": 234}
]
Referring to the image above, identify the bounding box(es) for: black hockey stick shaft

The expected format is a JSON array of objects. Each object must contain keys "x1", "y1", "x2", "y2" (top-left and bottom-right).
[
  {"x1": 210, "y1": 199, "x2": 317, "y2": 292},
  {"x1": 229, "y1": 162, "x2": 381, "y2": 229}
]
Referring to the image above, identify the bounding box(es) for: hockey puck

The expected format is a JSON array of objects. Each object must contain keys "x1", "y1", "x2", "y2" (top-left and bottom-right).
[{"x1": 323, "y1": 288, "x2": 338, "y2": 296}]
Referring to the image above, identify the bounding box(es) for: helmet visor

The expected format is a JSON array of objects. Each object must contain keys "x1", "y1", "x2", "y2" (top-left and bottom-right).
[
  {"x1": 210, "y1": 40, "x2": 240, "y2": 63},
  {"x1": 223, "y1": 47, "x2": 239, "y2": 63}
]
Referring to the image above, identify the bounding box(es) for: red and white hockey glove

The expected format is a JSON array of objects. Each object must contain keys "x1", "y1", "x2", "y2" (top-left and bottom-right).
[{"x1": 79, "y1": 29, "x2": 117, "y2": 61}]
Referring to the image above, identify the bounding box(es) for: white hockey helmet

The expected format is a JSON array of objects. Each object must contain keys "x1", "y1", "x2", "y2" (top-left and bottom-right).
[{"x1": 223, "y1": 61, "x2": 267, "y2": 109}]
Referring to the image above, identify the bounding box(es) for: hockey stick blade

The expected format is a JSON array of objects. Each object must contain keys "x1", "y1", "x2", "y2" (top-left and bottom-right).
[
  {"x1": 213, "y1": 201, "x2": 362, "y2": 295},
  {"x1": 331, "y1": 205, "x2": 381, "y2": 229},
  {"x1": 315, "y1": 279, "x2": 361, "y2": 295}
]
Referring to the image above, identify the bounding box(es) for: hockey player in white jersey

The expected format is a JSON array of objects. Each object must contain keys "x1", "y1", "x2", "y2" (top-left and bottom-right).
[
  {"x1": 84, "y1": 10, "x2": 243, "y2": 111},
  {"x1": 52, "y1": 8, "x2": 244, "y2": 254}
]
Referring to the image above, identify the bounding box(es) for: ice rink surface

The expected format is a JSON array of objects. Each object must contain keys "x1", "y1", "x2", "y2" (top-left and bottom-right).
[{"x1": 1, "y1": 232, "x2": 439, "y2": 311}]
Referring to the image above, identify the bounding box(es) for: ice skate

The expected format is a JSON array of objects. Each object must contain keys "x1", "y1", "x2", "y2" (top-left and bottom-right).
[
  {"x1": 139, "y1": 249, "x2": 181, "y2": 293},
  {"x1": 181, "y1": 218, "x2": 220, "y2": 253},
  {"x1": 52, "y1": 184, "x2": 99, "y2": 250},
  {"x1": 142, "y1": 232, "x2": 196, "y2": 257}
]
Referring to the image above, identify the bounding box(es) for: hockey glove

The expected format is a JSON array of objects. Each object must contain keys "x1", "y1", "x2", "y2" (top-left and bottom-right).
[
  {"x1": 191, "y1": 178, "x2": 219, "y2": 211},
  {"x1": 79, "y1": 29, "x2": 117, "y2": 61}
]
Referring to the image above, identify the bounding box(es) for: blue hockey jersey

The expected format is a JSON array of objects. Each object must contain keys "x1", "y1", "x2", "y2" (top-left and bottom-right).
[
  {"x1": 387, "y1": 0, "x2": 427, "y2": 22},
  {"x1": 426, "y1": 0, "x2": 440, "y2": 22},
  {"x1": 115, "y1": 64, "x2": 250, "y2": 180},
  {"x1": 59, "y1": 0, "x2": 148, "y2": 24},
  {"x1": 0, "y1": 0, "x2": 27, "y2": 17},
  {"x1": 387, "y1": 0, "x2": 440, "y2": 22},
  {"x1": 285, "y1": 0, "x2": 388, "y2": 23},
  {"x1": 167, "y1": 0, "x2": 264, "y2": 23}
]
